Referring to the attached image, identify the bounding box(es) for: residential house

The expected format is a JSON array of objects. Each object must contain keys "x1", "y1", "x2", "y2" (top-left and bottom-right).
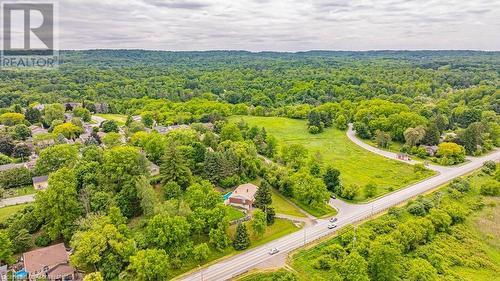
[
  {"x1": 29, "y1": 125, "x2": 48, "y2": 136},
  {"x1": 63, "y1": 113, "x2": 73, "y2": 122},
  {"x1": 149, "y1": 162, "x2": 160, "y2": 176},
  {"x1": 153, "y1": 126, "x2": 169, "y2": 134},
  {"x1": 23, "y1": 243, "x2": 76, "y2": 281},
  {"x1": 32, "y1": 175, "x2": 49, "y2": 190},
  {"x1": 94, "y1": 103, "x2": 109, "y2": 113},
  {"x1": 227, "y1": 183, "x2": 259, "y2": 210},
  {"x1": 153, "y1": 124, "x2": 190, "y2": 134},
  {"x1": 63, "y1": 102, "x2": 81, "y2": 111},
  {"x1": 423, "y1": 145, "x2": 439, "y2": 156},
  {"x1": 33, "y1": 104, "x2": 45, "y2": 111},
  {"x1": 132, "y1": 115, "x2": 142, "y2": 122}
]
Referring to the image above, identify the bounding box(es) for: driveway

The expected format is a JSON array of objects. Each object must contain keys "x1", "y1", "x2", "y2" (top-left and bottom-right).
[
  {"x1": 346, "y1": 123, "x2": 451, "y2": 173},
  {"x1": 0, "y1": 194, "x2": 35, "y2": 208}
]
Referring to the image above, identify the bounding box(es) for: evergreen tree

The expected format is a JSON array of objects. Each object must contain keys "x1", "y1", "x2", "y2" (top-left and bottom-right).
[
  {"x1": 422, "y1": 122, "x2": 440, "y2": 145},
  {"x1": 254, "y1": 180, "x2": 272, "y2": 209},
  {"x1": 233, "y1": 223, "x2": 250, "y2": 250},
  {"x1": 266, "y1": 207, "x2": 276, "y2": 225},
  {"x1": 160, "y1": 144, "x2": 192, "y2": 189},
  {"x1": 323, "y1": 166, "x2": 341, "y2": 193}
]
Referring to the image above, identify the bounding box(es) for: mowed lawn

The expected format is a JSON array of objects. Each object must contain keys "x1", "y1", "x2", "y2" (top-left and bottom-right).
[
  {"x1": 230, "y1": 116, "x2": 435, "y2": 202},
  {"x1": 271, "y1": 188, "x2": 307, "y2": 218},
  {"x1": 0, "y1": 204, "x2": 28, "y2": 222}
]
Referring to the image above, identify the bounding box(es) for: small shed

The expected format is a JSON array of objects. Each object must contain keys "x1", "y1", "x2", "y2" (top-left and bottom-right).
[{"x1": 32, "y1": 175, "x2": 49, "y2": 190}]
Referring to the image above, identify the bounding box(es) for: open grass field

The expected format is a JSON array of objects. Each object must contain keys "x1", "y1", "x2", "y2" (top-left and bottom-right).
[
  {"x1": 270, "y1": 188, "x2": 308, "y2": 218},
  {"x1": 95, "y1": 113, "x2": 128, "y2": 125},
  {"x1": 0, "y1": 204, "x2": 28, "y2": 222},
  {"x1": 230, "y1": 116, "x2": 435, "y2": 202}
]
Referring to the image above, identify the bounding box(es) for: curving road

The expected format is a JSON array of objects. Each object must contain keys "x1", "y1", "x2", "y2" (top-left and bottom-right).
[{"x1": 178, "y1": 126, "x2": 499, "y2": 281}]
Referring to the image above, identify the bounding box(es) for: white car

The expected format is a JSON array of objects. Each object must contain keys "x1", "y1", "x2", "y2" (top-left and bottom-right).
[
  {"x1": 327, "y1": 223, "x2": 337, "y2": 229},
  {"x1": 268, "y1": 248, "x2": 279, "y2": 255}
]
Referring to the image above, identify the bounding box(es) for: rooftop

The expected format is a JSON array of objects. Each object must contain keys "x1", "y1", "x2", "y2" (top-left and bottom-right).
[
  {"x1": 32, "y1": 175, "x2": 49, "y2": 183},
  {"x1": 23, "y1": 243, "x2": 69, "y2": 273},
  {"x1": 230, "y1": 183, "x2": 259, "y2": 201}
]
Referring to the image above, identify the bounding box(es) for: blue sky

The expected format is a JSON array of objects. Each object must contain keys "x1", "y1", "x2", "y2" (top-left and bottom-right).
[{"x1": 13, "y1": 0, "x2": 500, "y2": 51}]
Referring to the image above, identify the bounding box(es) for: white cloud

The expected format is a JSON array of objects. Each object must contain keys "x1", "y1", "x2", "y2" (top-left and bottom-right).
[{"x1": 7, "y1": 0, "x2": 500, "y2": 50}]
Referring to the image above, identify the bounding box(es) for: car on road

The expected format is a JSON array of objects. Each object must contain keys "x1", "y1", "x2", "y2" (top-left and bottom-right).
[
  {"x1": 268, "y1": 248, "x2": 279, "y2": 255},
  {"x1": 327, "y1": 223, "x2": 337, "y2": 229},
  {"x1": 329, "y1": 217, "x2": 338, "y2": 223},
  {"x1": 330, "y1": 194, "x2": 336, "y2": 199}
]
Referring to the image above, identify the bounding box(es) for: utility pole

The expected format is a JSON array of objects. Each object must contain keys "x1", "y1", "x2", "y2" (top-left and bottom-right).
[
  {"x1": 303, "y1": 228, "x2": 306, "y2": 246},
  {"x1": 352, "y1": 225, "x2": 357, "y2": 250}
]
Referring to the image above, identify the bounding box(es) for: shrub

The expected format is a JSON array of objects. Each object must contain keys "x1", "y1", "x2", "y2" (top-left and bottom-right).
[
  {"x1": 0, "y1": 167, "x2": 32, "y2": 188},
  {"x1": 341, "y1": 184, "x2": 359, "y2": 200},
  {"x1": 415, "y1": 147, "x2": 428, "y2": 158},
  {"x1": 35, "y1": 234, "x2": 51, "y2": 247},
  {"x1": 192, "y1": 243, "x2": 210, "y2": 262},
  {"x1": 482, "y1": 161, "x2": 496, "y2": 175},
  {"x1": 448, "y1": 178, "x2": 471, "y2": 193},
  {"x1": 308, "y1": 125, "x2": 321, "y2": 134},
  {"x1": 219, "y1": 175, "x2": 240, "y2": 189},
  {"x1": 407, "y1": 202, "x2": 426, "y2": 216},
  {"x1": 354, "y1": 122, "x2": 371, "y2": 139},
  {"x1": 0, "y1": 153, "x2": 11, "y2": 165},
  {"x1": 364, "y1": 183, "x2": 377, "y2": 198},
  {"x1": 480, "y1": 181, "x2": 500, "y2": 196},
  {"x1": 414, "y1": 164, "x2": 427, "y2": 173}
]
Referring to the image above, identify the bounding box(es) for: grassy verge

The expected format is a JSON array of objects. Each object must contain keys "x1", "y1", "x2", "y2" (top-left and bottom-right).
[
  {"x1": 271, "y1": 189, "x2": 307, "y2": 218},
  {"x1": 230, "y1": 116, "x2": 435, "y2": 202},
  {"x1": 172, "y1": 218, "x2": 302, "y2": 279},
  {"x1": 0, "y1": 204, "x2": 29, "y2": 222},
  {"x1": 2, "y1": 185, "x2": 35, "y2": 198},
  {"x1": 237, "y1": 269, "x2": 295, "y2": 281},
  {"x1": 95, "y1": 114, "x2": 128, "y2": 125},
  {"x1": 291, "y1": 198, "x2": 336, "y2": 218}
]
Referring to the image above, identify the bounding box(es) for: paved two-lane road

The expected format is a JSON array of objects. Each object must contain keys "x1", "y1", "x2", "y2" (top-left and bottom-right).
[{"x1": 179, "y1": 127, "x2": 500, "y2": 281}]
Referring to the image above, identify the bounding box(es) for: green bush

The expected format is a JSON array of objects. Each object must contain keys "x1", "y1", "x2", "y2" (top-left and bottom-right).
[
  {"x1": 482, "y1": 161, "x2": 496, "y2": 175},
  {"x1": 480, "y1": 181, "x2": 500, "y2": 196},
  {"x1": 35, "y1": 234, "x2": 51, "y2": 247},
  {"x1": 219, "y1": 175, "x2": 240, "y2": 189},
  {"x1": 308, "y1": 125, "x2": 321, "y2": 134},
  {"x1": 0, "y1": 167, "x2": 32, "y2": 188}
]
